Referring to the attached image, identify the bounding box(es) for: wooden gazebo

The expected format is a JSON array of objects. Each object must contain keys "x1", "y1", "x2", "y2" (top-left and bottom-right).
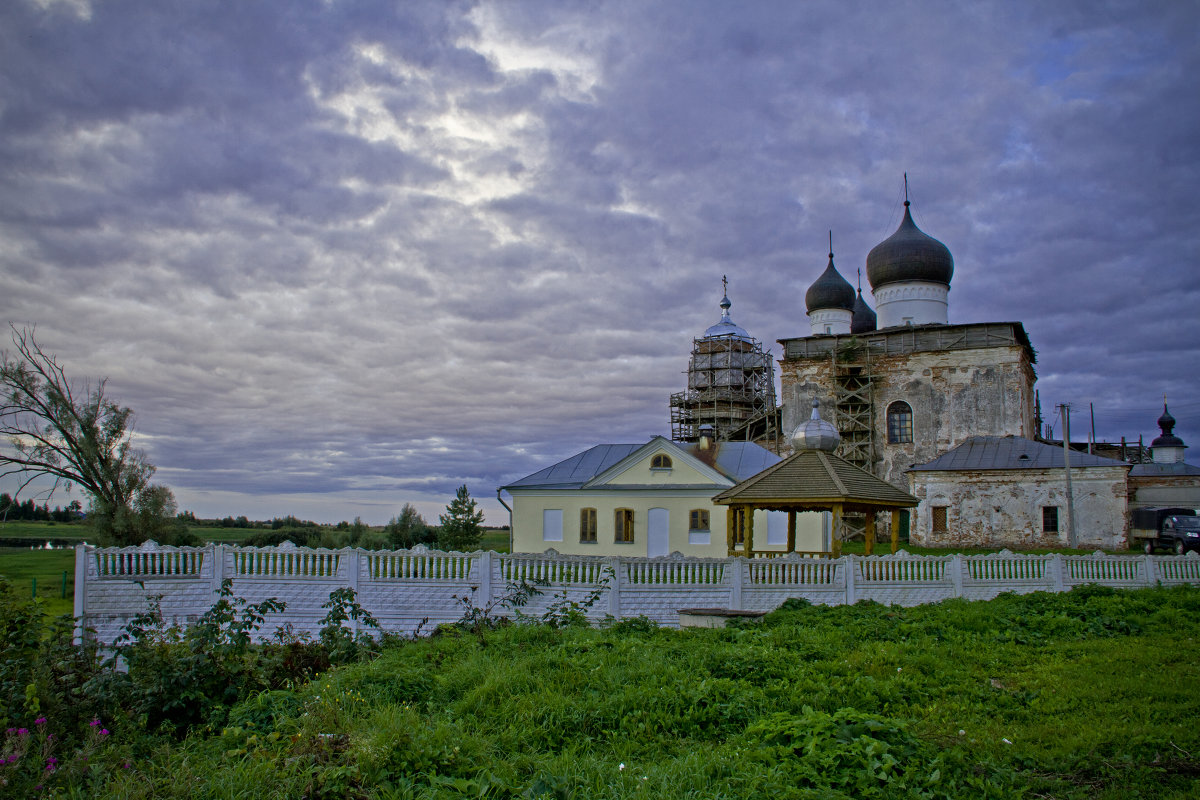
[{"x1": 712, "y1": 440, "x2": 918, "y2": 558}]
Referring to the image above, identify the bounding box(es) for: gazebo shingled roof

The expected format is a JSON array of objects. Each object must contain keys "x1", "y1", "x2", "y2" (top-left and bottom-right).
[{"x1": 713, "y1": 449, "x2": 918, "y2": 512}]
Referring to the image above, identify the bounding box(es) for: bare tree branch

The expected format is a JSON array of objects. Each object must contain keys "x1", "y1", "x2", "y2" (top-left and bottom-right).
[{"x1": 1, "y1": 324, "x2": 156, "y2": 542}]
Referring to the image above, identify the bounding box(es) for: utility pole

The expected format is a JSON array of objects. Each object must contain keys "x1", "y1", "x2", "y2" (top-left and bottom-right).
[
  {"x1": 1089, "y1": 402, "x2": 1096, "y2": 455},
  {"x1": 1060, "y1": 403, "x2": 1077, "y2": 548}
]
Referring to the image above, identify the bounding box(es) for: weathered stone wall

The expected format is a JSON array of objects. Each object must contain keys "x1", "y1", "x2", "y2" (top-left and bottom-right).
[
  {"x1": 780, "y1": 342, "x2": 1036, "y2": 488},
  {"x1": 1129, "y1": 473, "x2": 1200, "y2": 510},
  {"x1": 75, "y1": 542, "x2": 1200, "y2": 646},
  {"x1": 908, "y1": 465, "x2": 1129, "y2": 549}
]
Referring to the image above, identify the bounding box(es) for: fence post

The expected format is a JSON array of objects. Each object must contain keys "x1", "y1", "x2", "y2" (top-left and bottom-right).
[
  {"x1": 348, "y1": 548, "x2": 361, "y2": 634},
  {"x1": 730, "y1": 558, "x2": 745, "y2": 610},
  {"x1": 348, "y1": 548, "x2": 361, "y2": 592},
  {"x1": 73, "y1": 544, "x2": 88, "y2": 645},
  {"x1": 476, "y1": 549, "x2": 492, "y2": 604},
  {"x1": 844, "y1": 555, "x2": 856, "y2": 604},
  {"x1": 606, "y1": 557, "x2": 622, "y2": 618},
  {"x1": 1142, "y1": 554, "x2": 1156, "y2": 587},
  {"x1": 950, "y1": 554, "x2": 964, "y2": 598},
  {"x1": 210, "y1": 543, "x2": 226, "y2": 595},
  {"x1": 1049, "y1": 553, "x2": 1065, "y2": 592}
]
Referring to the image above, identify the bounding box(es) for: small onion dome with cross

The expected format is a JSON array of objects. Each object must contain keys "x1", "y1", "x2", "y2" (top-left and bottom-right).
[
  {"x1": 1151, "y1": 402, "x2": 1187, "y2": 464},
  {"x1": 805, "y1": 241, "x2": 856, "y2": 335},
  {"x1": 704, "y1": 288, "x2": 754, "y2": 342}
]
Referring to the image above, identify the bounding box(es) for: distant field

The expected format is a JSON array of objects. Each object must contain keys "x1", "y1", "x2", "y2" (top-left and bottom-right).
[
  {"x1": 0, "y1": 519, "x2": 90, "y2": 543},
  {"x1": 0, "y1": 546, "x2": 75, "y2": 616},
  {"x1": 192, "y1": 526, "x2": 251, "y2": 543},
  {"x1": 480, "y1": 529, "x2": 511, "y2": 552}
]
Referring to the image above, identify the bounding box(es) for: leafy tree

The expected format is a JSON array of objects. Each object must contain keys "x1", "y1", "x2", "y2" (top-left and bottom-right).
[
  {"x1": 0, "y1": 325, "x2": 170, "y2": 545},
  {"x1": 438, "y1": 485, "x2": 485, "y2": 551},
  {"x1": 386, "y1": 502, "x2": 433, "y2": 549}
]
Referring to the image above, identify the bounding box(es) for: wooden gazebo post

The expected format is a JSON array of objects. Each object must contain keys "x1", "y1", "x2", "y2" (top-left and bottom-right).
[
  {"x1": 744, "y1": 506, "x2": 755, "y2": 555},
  {"x1": 890, "y1": 510, "x2": 901, "y2": 554},
  {"x1": 726, "y1": 507, "x2": 737, "y2": 556},
  {"x1": 864, "y1": 509, "x2": 876, "y2": 555}
]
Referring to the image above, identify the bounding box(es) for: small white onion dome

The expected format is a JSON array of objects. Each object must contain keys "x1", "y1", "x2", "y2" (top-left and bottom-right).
[
  {"x1": 704, "y1": 292, "x2": 754, "y2": 341},
  {"x1": 791, "y1": 398, "x2": 841, "y2": 452}
]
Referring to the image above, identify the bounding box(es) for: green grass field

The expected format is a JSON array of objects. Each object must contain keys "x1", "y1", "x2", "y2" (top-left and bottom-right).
[
  {"x1": 0, "y1": 519, "x2": 89, "y2": 541},
  {"x1": 0, "y1": 546, "x2": 75, "y2": 616},
  {"x1": 479, "y1": 528, "x2": 511, "y2": 552},
  {"x1": 29, "y1": 584, "x2": 1198, "y2": 799}
]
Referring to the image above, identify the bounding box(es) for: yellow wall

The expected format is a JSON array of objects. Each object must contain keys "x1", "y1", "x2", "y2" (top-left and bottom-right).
[
  {"x1": 597, "y1": 450, "x2": 717, "y2": 486},
  {"x1": 509, "y1": 489, "x2": 825, "y2": 557}
]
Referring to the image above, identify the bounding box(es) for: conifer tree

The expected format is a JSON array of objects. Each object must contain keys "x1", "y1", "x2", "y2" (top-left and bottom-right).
[{"x1": 437, "y1": 485, "x2": 485, "y2": 551}]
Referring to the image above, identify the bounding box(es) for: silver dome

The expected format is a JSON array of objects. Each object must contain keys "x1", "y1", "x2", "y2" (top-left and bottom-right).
[
  {"x1": 791, "y1": 398, "x2": 841, "y2": 452},
  {"x1": 703, "y1": 293, "x2": 753, "y2": 341}
]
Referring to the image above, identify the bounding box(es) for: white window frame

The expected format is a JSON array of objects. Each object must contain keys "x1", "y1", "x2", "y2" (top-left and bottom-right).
[{"x1": 542, "y1": 509, "x2": 563, "y2": 542}]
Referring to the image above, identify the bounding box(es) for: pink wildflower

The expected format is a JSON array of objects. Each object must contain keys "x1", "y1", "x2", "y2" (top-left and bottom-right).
[{"x1": 34, "y1": 718, "x2": 47, "y2": 726}]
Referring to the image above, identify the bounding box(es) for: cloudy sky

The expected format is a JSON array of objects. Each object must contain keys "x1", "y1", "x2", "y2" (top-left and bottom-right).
[{"x1": 2, "y1": 0, "x2": 1198, "y2": 525}]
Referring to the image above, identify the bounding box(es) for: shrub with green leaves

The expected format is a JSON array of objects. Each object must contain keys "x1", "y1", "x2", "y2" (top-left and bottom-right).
[
  {"x1": 0, "y1": 578, "x2": 102, "y2": 735},
  {"x1": 85, "y1": 579, "x2": 286, "y2": 735}
]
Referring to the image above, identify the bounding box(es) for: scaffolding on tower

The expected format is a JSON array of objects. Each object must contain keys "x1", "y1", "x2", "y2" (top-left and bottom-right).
[
  {"x1": 831, "y1": 337, "x2": 875, "y2": 471},
  {"x1": 670, "y1": 330, "x2": 781, "y2": 454}
]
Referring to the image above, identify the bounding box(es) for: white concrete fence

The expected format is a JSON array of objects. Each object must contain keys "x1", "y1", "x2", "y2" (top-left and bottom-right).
[{"x1": 74, "y1": 541, "x2": 1200, "y2": 645}]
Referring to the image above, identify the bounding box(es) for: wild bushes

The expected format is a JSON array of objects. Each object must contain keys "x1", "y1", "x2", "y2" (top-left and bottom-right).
[{"x1": 2, "y1": 583, "x2": 1200, "y2": 798}]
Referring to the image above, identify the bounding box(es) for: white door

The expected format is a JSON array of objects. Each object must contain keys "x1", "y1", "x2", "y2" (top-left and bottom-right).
[{"x1": 647, "y1": 507, "x2": 670, "y2": 557}]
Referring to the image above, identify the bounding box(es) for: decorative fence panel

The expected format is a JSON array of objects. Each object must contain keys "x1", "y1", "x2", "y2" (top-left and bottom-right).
[{"x1": 73, "y1": 544, "x2": 1200, "y2": 645}]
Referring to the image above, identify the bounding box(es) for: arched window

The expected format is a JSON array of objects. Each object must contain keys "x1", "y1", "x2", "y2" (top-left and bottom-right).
[
  {"x1": 887, "y1": 401, "x2": 913, "y2": 444},
  {"x1": 650, "y1": 454, "x2": 673, "y2": 470}
]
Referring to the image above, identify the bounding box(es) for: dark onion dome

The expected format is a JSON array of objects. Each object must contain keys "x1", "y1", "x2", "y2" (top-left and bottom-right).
[
  {"x1": 866, "y1": 201, "x2": 954, "y2": 289},
  {"x1": 805, "y1": 252, "x2": 856, "y2": 313},
  {"x1": 850, "y1": 288, "x2": 877, "y2": 333},
  {"x1": 1151, "y1": 403, "x2": 1186, "y2": 448}
]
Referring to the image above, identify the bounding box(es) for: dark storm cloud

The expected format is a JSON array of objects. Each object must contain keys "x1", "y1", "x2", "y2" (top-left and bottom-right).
[{"x1": 2, "y1": 0, "x2": 1197, "y2": 523}]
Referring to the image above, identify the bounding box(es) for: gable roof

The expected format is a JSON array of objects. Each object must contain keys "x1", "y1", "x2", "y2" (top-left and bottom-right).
[
  {"x1": 500, "y1": 437, "x2": 780, "y2": 491},
  {"x1": 585, "y1": 437, "x2": 729, "y2": 488},
  {"x1": 908, "y1": 436, "x2": 1130, "y2": 472},
  {"x1": 713, "y1": 449, "x2": 918, "y2": 510}
]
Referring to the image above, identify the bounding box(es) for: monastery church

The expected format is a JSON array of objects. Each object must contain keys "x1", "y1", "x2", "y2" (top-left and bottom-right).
[{"x1": 501, "y1": 189, "x2": 1195, "y2": 556}]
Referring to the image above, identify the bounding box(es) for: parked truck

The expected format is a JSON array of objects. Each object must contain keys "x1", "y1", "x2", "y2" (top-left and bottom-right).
[{"x1": 1130, "y1": 506, "x2": 1200, "y2": 554}]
